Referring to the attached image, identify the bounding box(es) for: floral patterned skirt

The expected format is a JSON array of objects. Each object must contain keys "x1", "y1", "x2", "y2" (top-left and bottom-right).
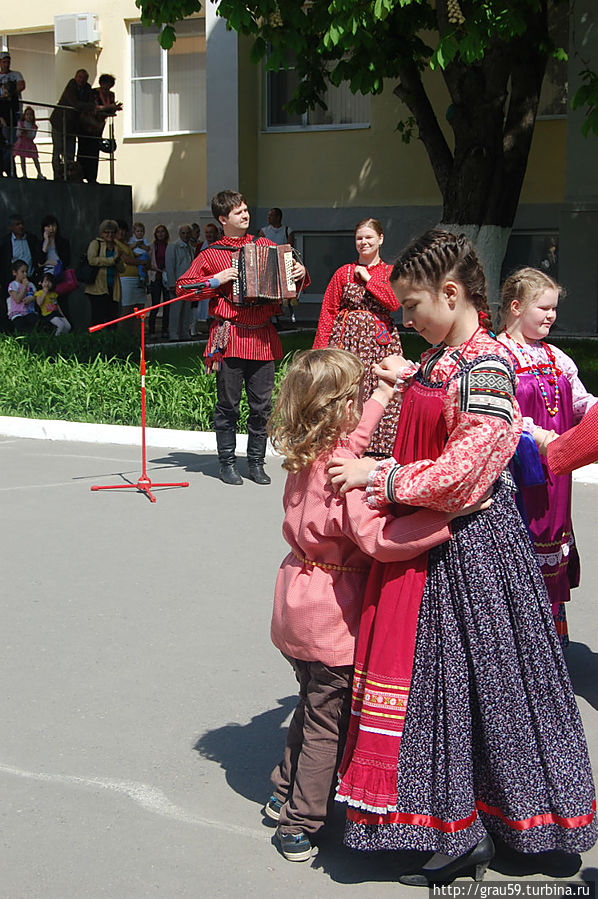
[
  {"x1": 328, "y1": 304, "x2": 402, "y2": 457},
  {"x1": 343, "y1": 482, "x2": 597, "y2": 856}
]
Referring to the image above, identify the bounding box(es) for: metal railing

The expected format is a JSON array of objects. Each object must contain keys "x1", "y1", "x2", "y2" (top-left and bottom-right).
[{"x1": 2, "y1": 98, "x2": 116, "y2": 183}]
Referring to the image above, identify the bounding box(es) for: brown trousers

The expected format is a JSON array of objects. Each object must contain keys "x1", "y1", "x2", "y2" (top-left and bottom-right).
[{"x1": 270, "y1": 657, "x2": 353, "y2": 835}]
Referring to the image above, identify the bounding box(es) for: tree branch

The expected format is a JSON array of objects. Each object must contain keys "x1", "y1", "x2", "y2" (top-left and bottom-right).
[{"x1": 394, "y1": 62, "x2": 453, "y2": 196}]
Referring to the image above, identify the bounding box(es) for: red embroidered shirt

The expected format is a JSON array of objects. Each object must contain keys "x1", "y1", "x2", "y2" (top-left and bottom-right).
[
  {"x1": 176, "y1": 234, "x2": 309, "y2": 362},
  {"x1": 367, "y1": 331, "x2": 523, "y2": 513}
]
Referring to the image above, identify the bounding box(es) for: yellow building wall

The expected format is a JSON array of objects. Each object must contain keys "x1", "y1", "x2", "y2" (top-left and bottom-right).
[
  {"x1": 1, "y1": 0, "x2": 206, "y2": 217},
  {"x1": 241, "y1": 44, "x2": 566, "y2": 211}
]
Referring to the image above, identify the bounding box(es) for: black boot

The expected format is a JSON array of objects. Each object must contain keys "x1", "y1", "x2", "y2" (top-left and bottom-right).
[
  {"x1": 246, "y1": 434, "x2": 271, "y2": 485},
  {"x1": 216, "y1": 431, "x2": 243, "y2": 485}
]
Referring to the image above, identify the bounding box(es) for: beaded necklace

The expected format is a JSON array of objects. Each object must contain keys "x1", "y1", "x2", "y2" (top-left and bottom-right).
[{"x1": 505, "y1": 332, "x2": 560, "y2": 416}]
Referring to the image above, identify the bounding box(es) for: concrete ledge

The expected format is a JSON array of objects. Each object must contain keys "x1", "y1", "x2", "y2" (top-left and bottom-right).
[
  {"x1": 0, "y1": 415, "x2": 255, "y2": 455},
  {"x1": 0, "y1": 415, "x2": 596, "y2": 479}
]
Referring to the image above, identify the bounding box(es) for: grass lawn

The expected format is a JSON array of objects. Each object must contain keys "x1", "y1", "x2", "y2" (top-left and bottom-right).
[{"x1": 1, "y1": 329, "x2": 596, "y2": 431}]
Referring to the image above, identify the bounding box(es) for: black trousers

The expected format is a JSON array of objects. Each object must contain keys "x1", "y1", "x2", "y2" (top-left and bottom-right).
[
  {"x1": 149, "y1": 278, "x2": 170, "y2": 335},
  {"x1": 77, "y1": 134, "x2": 100, "y2": 183},
  {"x1": 214, "y1": 357, "x2": 275, "y2": 437}
]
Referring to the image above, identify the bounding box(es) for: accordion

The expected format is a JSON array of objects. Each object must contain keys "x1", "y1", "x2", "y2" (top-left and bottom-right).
[{"x1": 231, "y1": 243, "x2": 297, "y2": 306}]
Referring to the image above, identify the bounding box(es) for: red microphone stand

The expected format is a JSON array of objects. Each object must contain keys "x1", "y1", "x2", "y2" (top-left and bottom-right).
[{"x1": 88, "y1": 289, "x2": 199, "y2": 502}]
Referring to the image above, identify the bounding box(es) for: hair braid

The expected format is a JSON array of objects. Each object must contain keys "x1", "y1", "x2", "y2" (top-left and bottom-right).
[{"x1": 391, "y1": 229, "x2": 493, "y2": 330}]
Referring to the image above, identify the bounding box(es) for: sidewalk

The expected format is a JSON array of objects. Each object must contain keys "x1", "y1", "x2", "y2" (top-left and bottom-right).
[{"x1": 0, "y1": 435, "x2": 596, "y2": 898}]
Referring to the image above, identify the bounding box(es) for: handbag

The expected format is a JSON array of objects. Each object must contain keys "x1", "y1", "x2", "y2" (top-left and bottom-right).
[
  {"x1": 76, "y1": 243, "x2": 100, "y2": 285},
  {"x1": 55, "y1": 267, "x2": 78, "y2": 296}
]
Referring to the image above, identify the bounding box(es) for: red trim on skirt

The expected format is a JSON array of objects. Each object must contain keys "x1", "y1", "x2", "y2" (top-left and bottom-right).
[{"x1": 346, "y1": 799, "x2": 596, "y2": 832}]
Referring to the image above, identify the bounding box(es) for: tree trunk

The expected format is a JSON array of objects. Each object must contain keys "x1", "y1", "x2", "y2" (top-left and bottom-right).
[{"x1": 441, "y1": 223, "x2": 511, "y2": 325}]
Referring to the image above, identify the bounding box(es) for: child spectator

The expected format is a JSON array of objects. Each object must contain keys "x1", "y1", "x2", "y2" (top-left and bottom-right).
[
  {"x1": 13, "y1": 106, "x2": 45, "y2": 180},
  {"x1": 265, "y1": 347, "x2": 488, "y2": 862},
  {"x1": 129, "y1": 221, "x2": 150, "y2": 289},
  {"x1": 7, "y1": 259, "x2": 37, "y2": 331},
  {"x1": 34, "y1": 272, "x2": 71, "y2": 335}
]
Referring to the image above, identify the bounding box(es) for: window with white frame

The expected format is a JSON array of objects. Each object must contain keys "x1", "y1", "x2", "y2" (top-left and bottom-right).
[
  {"x1": 3, "y1": 31, "x2": 55, "y2": 141},
  {"x1": 130, "y1": 19, "x2": 206, "y2": 134},
  {"x1": 266, "y1": 56, "x2": 370, "y2": 130}
]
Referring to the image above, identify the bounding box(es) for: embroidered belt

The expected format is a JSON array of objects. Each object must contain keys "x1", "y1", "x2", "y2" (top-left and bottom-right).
[{"x1": 291, "y1": 548, "x2": 368, "y2": 574}]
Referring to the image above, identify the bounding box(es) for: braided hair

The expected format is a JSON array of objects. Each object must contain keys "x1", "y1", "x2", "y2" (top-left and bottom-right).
[{"x1": 391, "y1": 229, "x2": 493, "y2": 331}]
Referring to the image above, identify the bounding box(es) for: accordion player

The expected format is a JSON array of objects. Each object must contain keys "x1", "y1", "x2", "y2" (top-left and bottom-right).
[{"x1": 231, "y1": 242, "x2": 298, "y2": 306}]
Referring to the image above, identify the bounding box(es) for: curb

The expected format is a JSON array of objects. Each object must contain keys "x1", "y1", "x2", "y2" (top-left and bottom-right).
[
  {"x1": 0, "y1": 415, "x2": 596, "y2": 481},
  {"x1": 0, "y1": 416, "x2": 263, "y2": 455}
]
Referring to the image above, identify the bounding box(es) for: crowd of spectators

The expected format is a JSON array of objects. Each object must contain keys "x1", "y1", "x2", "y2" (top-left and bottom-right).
[{"x1": 0, "y1": 211, "x2": 225, "y2": 338}]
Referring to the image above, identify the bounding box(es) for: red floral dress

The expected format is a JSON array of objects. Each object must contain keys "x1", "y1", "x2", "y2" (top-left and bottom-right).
[{"x1": 313, "y1": 261, "x2": 402, "y2": 457}]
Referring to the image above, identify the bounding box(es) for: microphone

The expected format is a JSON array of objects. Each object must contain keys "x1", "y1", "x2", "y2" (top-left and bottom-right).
[{"x1": 186, "y1": 277, "x2": 220, "y2": 291}]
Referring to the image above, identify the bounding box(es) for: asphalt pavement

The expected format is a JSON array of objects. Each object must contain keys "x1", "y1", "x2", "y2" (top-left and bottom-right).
[{"x1": 1, "y1": 435, "x2": 597, "y2": 898}]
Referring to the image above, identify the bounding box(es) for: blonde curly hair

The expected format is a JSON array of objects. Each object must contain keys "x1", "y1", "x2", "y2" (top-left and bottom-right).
[{"x1": 268, "y1": 349, "x2": 364, "y2": 473}]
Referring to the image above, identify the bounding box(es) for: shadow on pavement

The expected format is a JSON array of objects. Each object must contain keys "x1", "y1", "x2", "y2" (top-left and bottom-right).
[
  {"x1": 192, "y1": 696, "x2": 296, "y2": 804},
  {"x1": 150, "y1": 451, "x2": 220, "y2": 478},
  {"x1": 566, "y1": 641, "x2": 598, "y2": 711}
]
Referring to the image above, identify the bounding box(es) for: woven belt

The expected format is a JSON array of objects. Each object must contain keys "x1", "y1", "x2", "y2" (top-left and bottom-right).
[{"x1": 292, "y1": 548, "x2": 368, "y2": 574}]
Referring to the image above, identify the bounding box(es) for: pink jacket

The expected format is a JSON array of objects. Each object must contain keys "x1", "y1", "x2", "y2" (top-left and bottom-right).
[{"x1": 271, "y1": 398, "x2": 453, "y2": 667}]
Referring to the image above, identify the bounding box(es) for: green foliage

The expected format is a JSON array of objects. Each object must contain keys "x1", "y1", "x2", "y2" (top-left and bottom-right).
[
  {"x1": 571, "y1": 69, "x2": 598, "y2": 138},
  {"x1": 2, "y1": 332, "x2": 596, "y2": 430}
]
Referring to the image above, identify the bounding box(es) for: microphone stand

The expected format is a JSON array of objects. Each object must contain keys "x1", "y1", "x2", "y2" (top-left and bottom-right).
[{"x1": 88, "y1": 289, "x2": 201, "y2": 502}]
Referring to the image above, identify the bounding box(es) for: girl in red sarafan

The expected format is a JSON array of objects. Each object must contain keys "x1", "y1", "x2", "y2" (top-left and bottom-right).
[
  {"x1": 266, "y1": 347, "x2": 486, "y2": 864},
  {"x1": 327, "y1": 230, "x2": 596, "y2": 885},
  {"x1": 313, "y1": 218, "x2": 403, "y2": 458}
]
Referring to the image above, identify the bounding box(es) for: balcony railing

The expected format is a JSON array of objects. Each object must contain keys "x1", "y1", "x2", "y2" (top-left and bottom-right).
[{"x1": 2, "y1": 98, "x2": 116, "y2": 184}]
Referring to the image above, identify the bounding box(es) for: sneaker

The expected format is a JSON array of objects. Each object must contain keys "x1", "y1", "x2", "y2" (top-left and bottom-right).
[
  {"x1": 276, "y1": 828, "x2": 312, "y2": 862},
  {"x1": 264, "y1": 795, "x2": 283, "y2": 822}
]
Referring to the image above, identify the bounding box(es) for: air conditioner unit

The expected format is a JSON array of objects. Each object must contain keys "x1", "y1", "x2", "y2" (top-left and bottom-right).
[{"x1": 54, "y1": 13, "x2": 100, "y2": 49}]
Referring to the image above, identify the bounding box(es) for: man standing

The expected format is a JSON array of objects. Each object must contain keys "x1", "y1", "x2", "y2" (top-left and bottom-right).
[
  {"x1": 0, "y1": 214, "x2": 40, "y2": 329},
  {"x1": 49, "y1": 69, "x2": 96, "y2": 180},
  {"x1": 176, "y1": 190, "x2": 308, "y2": 486},
  {"x1": 259, "y1": 207, "x2": 293, "y2": 247},
  {"x1": 164, "y1": 225, "x2": 195, "y2": 341},
  {"x1": 0, "y1": 52, "x2": 25, "y2": 102},
  {"x1": 0, "y1": 52, "x2": 25, "y2": 167}
]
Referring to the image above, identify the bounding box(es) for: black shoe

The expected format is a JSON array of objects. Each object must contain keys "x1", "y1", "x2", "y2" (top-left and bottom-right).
[
  {"x1": 276, "y1": 828, "x2": 312, "y2": 862},
  {"x1": 219, "y1": 463, "x2": 243, "y2": 486},
  {"x1": 264, "y1": 794, "x2": 283, "y2": 822},
  {"x1": 247, "y1": 462, "x2": 271, "y2": 485},
  {"x1": 398, "y1": 835, "x2": 495, "y2": 886}
]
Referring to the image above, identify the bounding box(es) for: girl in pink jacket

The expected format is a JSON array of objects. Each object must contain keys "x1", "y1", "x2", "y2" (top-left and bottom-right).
[{"x1": 265, "y1": 348, "x2": 489, "y2": 863}]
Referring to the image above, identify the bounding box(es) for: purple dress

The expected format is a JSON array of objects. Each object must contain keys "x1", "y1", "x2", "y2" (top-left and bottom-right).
[{"x1": 498, "y1": 337, "x2": 596, "y2": 647}]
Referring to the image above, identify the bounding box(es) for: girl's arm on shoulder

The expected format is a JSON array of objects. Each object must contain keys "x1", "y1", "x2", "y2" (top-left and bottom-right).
[{"x1": 346, "y1": 395, "x2": 387, "y2": 457}]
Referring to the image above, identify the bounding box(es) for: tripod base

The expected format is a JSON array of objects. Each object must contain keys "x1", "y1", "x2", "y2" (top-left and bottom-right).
[{"x1": 91, "y1": 476, "x2": 189, "y2": 504}]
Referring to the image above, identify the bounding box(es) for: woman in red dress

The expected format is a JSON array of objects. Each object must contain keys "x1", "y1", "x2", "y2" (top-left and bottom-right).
[{"x1": 313, "y1": 219, "x2": 402, "y2": 457}]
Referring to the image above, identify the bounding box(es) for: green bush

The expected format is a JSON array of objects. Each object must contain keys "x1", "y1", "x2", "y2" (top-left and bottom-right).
[{"x1": 0, "y1": 331, "x2": 596, "y2": 432}]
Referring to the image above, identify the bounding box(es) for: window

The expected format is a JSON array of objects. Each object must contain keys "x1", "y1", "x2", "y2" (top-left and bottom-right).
[
  {"x1": 501, "y1": 232, "x2": 559, "y2": 283},
  {"x1": 294, "y1": 232, "x2": 357, "y2": 296},
  {"x1": 130, "y1": 19, "x2": 206, "y2": 134},
  {"x1": 4, "y1": 31, "x2": 55, "y2": 141},
  {"x1": 266, "y1": 57, "x2": 370, "y2": 130}
]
